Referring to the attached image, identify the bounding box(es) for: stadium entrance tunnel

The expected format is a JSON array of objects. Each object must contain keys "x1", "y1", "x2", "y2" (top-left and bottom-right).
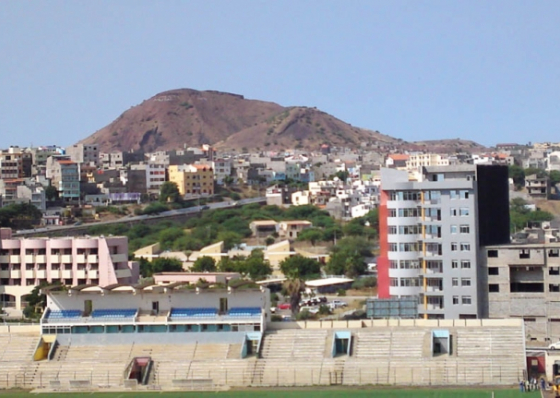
[
  {"x1": 125, "y1": 356, "x2": 153, "y2": 385},
  {"x1": 431, "y1": 329, "x2": 451, "y2": 356},
  {"x1": 332, "y1": 331, "x2": 352, "y2": 357}
]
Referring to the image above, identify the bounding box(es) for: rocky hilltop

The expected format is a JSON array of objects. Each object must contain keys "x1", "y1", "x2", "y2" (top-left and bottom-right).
[{"x1": 78, "y1": 89, "x2": 399, "y2": 152}]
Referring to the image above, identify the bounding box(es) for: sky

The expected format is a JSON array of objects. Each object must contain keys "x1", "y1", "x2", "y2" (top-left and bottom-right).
[{"x1": 0, "y1": 1, "x2": 559, "y2": 149}]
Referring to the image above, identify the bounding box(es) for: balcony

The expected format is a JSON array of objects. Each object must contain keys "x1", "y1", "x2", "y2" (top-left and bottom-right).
[
  {"x1": 76, "y1": 255, "x2": 86, "y2": 263},
  {"x1": 10, "y1": 255, "x2": 20, "y2": 263},
  {"x1": 111, "y1": 253, "x2": 128, "y2": 263},
  {"x1": 25, "y1": 270, "x2": 35, "y2": 278},
  {"x1": 0, "y1": 270, "x2": 9, "y2": 278},
  {"x1": 10, "y1": 270, "x2": 21, "y2": 278},
  {"x1": 0, "y1": 255, "x2": 8, "y2": 263},
  {"x1": 115, "y1": 268, "x2": 132, "y2": 279},
  {"x1": 36, "y1": 255, "x2": 46, "y2": 264},
  {"x1": 87, "y1": 255, "x2": 98, "y2": 263},
  {"x1": 61, "y1": 255, "x2": 72, "y2": 264},
  {"x1": 24, "y1": 255, "x2": 35, "y2": 263},
  {"x1": 75, "y1": 270, "x2": 86, "y2": 279},
  {"x1": 61, "y1": 270, "x2": 72, "y2": 279},
  {"x1": 50, "y1": 255, "x2": 61, "y2": 263},
  {"x1": 36, "y1": 270, "x2": 46, "y2": 279},
  {"x1": 50, "y1": 270, "x2": 61, "y2": 279},
  {"x1": 88, "y1": 270, "x2": 98, "y2": 279}
]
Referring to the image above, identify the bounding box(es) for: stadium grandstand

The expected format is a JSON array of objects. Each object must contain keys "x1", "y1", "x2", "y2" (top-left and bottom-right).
[{"x1": 0, "y1": 282, "x2": 527, "y2": 391}]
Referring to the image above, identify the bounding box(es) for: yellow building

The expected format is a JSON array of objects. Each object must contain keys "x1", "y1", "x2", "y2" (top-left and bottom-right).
[{"x1": 169, "y1": 164, "x2": 214, "y2": 196}]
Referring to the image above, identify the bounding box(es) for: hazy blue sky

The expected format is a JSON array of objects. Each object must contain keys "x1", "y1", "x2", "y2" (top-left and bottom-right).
[{"x1": 1, "y1": 1, "x2": 559, "y2": 149}]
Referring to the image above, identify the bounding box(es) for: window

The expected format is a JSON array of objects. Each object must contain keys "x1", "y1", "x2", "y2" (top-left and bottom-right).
[
  {"x1": 389, "y1": 209, "x2": 397, "y2": 217},
  {"x1": 461, "y1": 278, "x2": 471, "y2": 287},
  {"x1": 519, "y1": 249, "x2": 530, "y2": 259},
  {"x1": 389, "y1": 243, "x2": 398, "y2": 252},
  {"x1": 390, "y1": 278, "x2": 399, "y2": 287},
  {"x1": 550, "y1": 284, "x2": 560, "y2": 292},
  {"x1": 549, "y1": 249, "x2": 560, "y2": 258},
  {"x1": 400, "y1": 278, "x2": 420, "y2": 287},
  {"x1": 461, "y1": 260, "x2": 471, "y2": 269},
  {"x1": 460, "y1": 243, "x2": 471, "y2": 251},
  {"x1": 450, "y1": 208, "x2": 458, "y2": 216},
  {"x1": 452, "y1": 278, "x2": 459, "y2": 287},
  {"x1": 451, "y1": 243, "x2": 458, "y2": 251},
  {"x1": 388, "y1": 226, "x2": 397, "y2": 234},
  {"x1": 398, "y1": 208, "x2": 420, "y2": 217},
  {"x1": 400, "y1": 260, "x2": 420, "y2": 269},
  {"x1": 450, "y1": 190, "x2": 459, "y2": 199},
  {"x1": 399, "y1": 225, "x2": 421, "y2": 235},
  {"x1": 462, "y1": 296, "x2": 472, "y2": 305},
  {"x1": 452, "y1": 260, "x2": 459, "y2": 269},
  {"x1": 459, "y1": 208, "x2": 469, "y2": 216},
  {"x1": 460, "y1": 190, "x2": 470, "y2": 199},
  {"x1": 450, "y1": 225, "x2": 458, "y2": 234},
  {"x1": 390, "y1": 261, "x2": 399, "y2": 269},
  {"x1": 399, "y1": 243, "x2": 419, "y2": 252},
  {"x1": 488, "y1": 250, "x2": 498, "y2": 258},
  {"x1": 489, "y1": 284, "x2": 500, "y2": 293},
  {"x1": 460, "y1": 225, "x2": 470, "y2": 234},
  {"x1": 453, "y1": 296, "x2": 459, "y2": 305}
]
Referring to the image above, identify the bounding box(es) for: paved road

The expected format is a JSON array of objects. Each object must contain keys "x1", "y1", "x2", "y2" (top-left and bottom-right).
[{"x1": 14, "y1": 196, "x2": 266, "y2": 237}]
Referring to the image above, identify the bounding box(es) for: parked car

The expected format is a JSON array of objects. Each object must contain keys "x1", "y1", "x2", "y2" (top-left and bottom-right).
[
  {"x1": 329, "y1": 300, "x2": 348, "y2": 309},
  {"x1": 278, "y1": 303, "x2": 291, "y2": 310},
  {"x1": 549, "y1": 341, "x2": 560, "y2": 350},
  {"x1": 201, "y1": 205, "x2": 210, "y2": 210}
]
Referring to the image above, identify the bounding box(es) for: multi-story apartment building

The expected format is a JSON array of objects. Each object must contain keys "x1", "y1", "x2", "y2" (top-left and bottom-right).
[
  {"x1": 30, "y1": 146, "x2": 65, "y2": 176},
  {"x1": 378, "y1": 165, "x2": 510, "y2": 319},
  {"x1": 0, "y1": 228, "x2": 139, "y2": 311},
  {"x1": 406, "y1": 153, "x2": 450, "y2": 171},
  {"x1": 169, "y1": 164, "x2": 214, "y2": 197},
  {"x1": 146, "y1": 163, "x2": 167, "y2": 194},
  {"x1": 212, "y1": 158, "x2": 232, "y2": 185},
  {"x1": 66, "y1": 144, "x2": 99, "y2": 167},
  {"x1": 0, "y1": 148, "x2": 32, "y2": 179},
  {"x1": 46, "y1": 157, "x2": 80, "y2": 200},
  {"x1": 480, "y1": 232, "x2": 560, "y2": 341}
]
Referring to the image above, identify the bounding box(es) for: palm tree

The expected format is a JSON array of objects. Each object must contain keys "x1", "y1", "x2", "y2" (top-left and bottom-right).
[{"x1": 283, "y1": 278, "x2": 304, "y2": 316}]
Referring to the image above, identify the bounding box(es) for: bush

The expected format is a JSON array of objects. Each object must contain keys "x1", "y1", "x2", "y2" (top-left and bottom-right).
[
  {"x1": 296, "y1": 309, "x2": 312, "y2": 321},
  {"x1": 351, "y1": 277, "x2": 377, "y2": 290},
  {"x1": 337, "y1": 288, "x2": 347, "y2": 297},
  {"x1": 271, "y1": 315, "x2": 282, "y2": 322},
  {"x1": 142, "y1": 202, "x2": 168, "y2": 215}
]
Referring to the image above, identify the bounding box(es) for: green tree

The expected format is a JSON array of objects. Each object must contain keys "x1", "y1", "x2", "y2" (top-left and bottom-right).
[
  {"x1": 279, "y1": 255, "x2": 321, "y2": 280},
  {"x1": 508, "y1": 165, "x2": 525, "y2": 189},
  {"x1": 191, "y1": 256, "x2": 217, "y2": 272},
  {"x1": 325, "y1": 237, "x2": 371, "y2": 277},
  {"x1": 159, "y1": 181, "x2": 181, "y2": 203},
  {"x1": 45, "y1": 185, "x2": 59, "y2": 201},
  {"x1": 237, "y1": 249, "x2": 272, "y2": 280},
  {"x1": 550, "y1": 170, "x2": 560, "y2": 185},
  {"x1": 159, "y1": 227, "x2": 185, "y2": 250},
  {"x1": 283, "y1": 278, "x2": 304, "y2": 316},
  {"x1": 296, "y1": 228, "x2": 324, "y2": 246},
  {"x1": 216, "y1": 230, "x2": 243, "y2": 250},
  {"x1": 343, "y1": 219, "x2": 365, "y2": 236},
  {"x1": 139, "y1": 257, "x2": 183, "y2": 277}
]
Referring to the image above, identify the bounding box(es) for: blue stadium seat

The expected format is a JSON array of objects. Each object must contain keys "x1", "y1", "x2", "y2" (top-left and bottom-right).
[
  {"x1": 169, "y1": 307, "x2": 217, "y2": 319},
  {"x1": 47, "y1": 309, "x2": 82, "y2": 319},
  {"x1": 227, "y1": 307, "x2": 261, "y2": 317},
  {"x1": 91, "y1": 309, "x2": 137, "y2": 319}
]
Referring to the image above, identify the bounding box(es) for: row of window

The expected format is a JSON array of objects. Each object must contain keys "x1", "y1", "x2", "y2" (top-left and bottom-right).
[
  {"x1": 389, "y1": 277, "x2": 472, "y2": 287},
  {"x1": 389, "y1": 260, "x2": 471, "y2": 270},
  {"x1": 488, "y1": 249, "x2": 560, "y2": 258},
  {"x1": 452, "y1": 296, "x2": 472, "y2": 305},
  {"x1": 388, "y1": 190, "x2": 471, "y2": 201},
  {"x1": 388, "y1": 207, "x2": 470, "y2": 218},
  {"x1": 388, "y1": 242, "x2": 471, "y2": 252}
]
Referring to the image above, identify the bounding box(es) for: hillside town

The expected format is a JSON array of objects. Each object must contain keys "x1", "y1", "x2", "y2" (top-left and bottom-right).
[{"x1": 1, "y1": 139, "x2": 560, "y2": 388}]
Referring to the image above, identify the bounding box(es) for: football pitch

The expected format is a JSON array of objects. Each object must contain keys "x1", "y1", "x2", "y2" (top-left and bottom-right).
[{"x1": 0, "y1": 389, "x2": 539, "y2": 397}]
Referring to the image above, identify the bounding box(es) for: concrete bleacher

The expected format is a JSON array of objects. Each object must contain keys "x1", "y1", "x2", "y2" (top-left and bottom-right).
[{"x1": 46, "y1": 310, "x2": 82, "y2": 321}]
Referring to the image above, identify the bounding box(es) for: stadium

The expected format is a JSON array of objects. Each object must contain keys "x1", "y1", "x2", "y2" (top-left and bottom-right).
[{"x1": 0, "y1": 282, "x2": 527, "y2": 394}]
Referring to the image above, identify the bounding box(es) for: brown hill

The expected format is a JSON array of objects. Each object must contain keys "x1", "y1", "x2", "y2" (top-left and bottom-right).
[{"x1": 78, "y1": 89, "x2": 398, "y2": 152}]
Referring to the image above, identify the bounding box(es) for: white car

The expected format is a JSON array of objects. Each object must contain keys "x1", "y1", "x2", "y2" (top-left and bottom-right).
[
  {"x1": 329, "y1": 300, "x2": 348, "y2": 309},
  {"x1": 549, "y1": 341, "x2": 560, "y2": 350}
]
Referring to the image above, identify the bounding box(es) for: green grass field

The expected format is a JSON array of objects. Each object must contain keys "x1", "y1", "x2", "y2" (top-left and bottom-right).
[{"x1": 0, "y1": 388, "x2": 540, "y2": 397}]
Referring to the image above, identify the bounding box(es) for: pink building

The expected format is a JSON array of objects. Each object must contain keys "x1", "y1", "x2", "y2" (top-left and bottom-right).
[{"x1": 0, "y1": 228, "x2": 139, "y2": 310}]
